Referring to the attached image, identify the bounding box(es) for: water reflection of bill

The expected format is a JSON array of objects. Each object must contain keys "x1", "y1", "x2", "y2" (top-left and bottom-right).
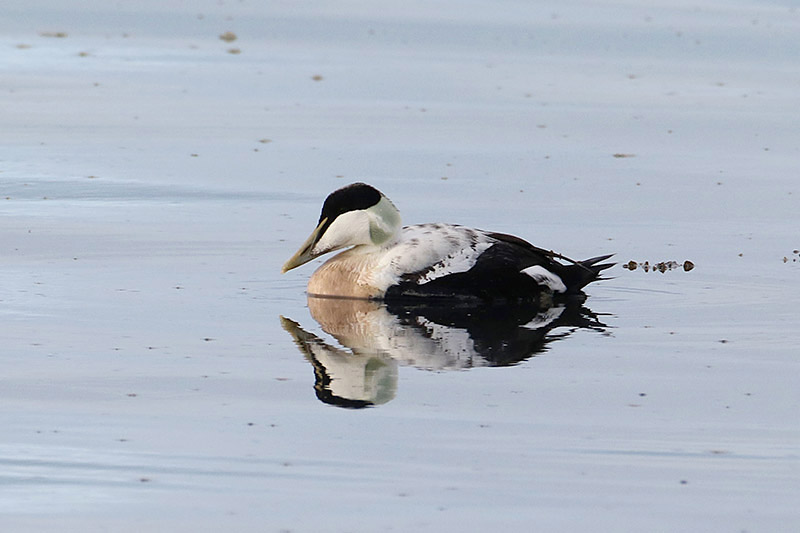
[{"x1": 281, "y1": 295, "x2": 609, "y2": 409}]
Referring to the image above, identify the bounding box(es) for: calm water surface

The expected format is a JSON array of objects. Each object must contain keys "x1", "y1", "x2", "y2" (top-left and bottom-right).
[{"x1": 2, "y1": 1, "x2": 798, "y2": 531}]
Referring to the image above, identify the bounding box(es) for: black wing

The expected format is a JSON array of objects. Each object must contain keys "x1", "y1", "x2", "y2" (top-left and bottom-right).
[{"x1": 385, "y1": 231, "x2": 612, "y2": 303}]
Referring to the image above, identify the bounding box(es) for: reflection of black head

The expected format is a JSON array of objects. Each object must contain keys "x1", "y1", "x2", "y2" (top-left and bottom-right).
[
  {"x1": 309, "y1": 356, "x2": 374, "y2": 409},
  {"x1": 281, "y1": 315, "x2": 381, "y2": 410},
  {"x1": 315, "y1": 388, "x2": 374, "y2": 409},
  {"x1": 318, "y1": 182, "x2": 382, "y2": 226}
]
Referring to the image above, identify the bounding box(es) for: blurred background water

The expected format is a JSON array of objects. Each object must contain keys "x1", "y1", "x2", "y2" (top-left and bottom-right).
[{"x1": 1, "y1": 1, "x2": 798, "y2": 531}]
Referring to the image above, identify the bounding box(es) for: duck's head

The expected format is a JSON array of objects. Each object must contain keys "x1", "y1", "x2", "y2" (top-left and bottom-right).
[{"x1": 281, "y1": 183, "x2": 402, "y2": 273}]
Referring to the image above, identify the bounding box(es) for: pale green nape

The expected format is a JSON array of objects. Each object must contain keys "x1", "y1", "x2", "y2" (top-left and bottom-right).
[{"x1": 368, "y1": 196, "x2": 402, "y2": 245}]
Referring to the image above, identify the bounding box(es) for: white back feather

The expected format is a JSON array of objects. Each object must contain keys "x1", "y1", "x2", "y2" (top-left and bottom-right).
[{"x1": 367, "y1": 224, "x2": 495, "y2": 291}]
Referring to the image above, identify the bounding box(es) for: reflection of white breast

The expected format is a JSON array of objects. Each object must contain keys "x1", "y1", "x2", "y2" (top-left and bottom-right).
[{"x1": 308, "y1": 296, "x2": 502, "y2": 370}]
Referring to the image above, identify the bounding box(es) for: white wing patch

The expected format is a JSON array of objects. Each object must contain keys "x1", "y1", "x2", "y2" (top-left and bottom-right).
[
  {"x1": 369, "y1": 224, "x2": 495, "y2": 291},
  {"x1": 357, "y1": 223, "x2": 572, "y2": 296},
  {"x1": 522, "y1": 265, "x2": 567, "y2": 293},
  {"x1": 417, "y1": 241, "x2": 493, "y2": 283}
]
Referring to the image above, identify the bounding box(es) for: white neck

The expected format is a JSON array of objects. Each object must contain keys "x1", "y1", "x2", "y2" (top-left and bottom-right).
[{"x1": 366, "y1": 196, "x2": 402, "y2": 245}]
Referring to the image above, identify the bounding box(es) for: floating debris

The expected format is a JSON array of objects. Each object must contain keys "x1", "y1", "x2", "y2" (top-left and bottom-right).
[
  {"x1": 219, "y1": 31, "x2": 237, "y2": 42},
  {"x1": 40, "y1": 31, "x2": 68, "y2": 38},
  {"x1": 623, "y1": 260, "x2": 694, "y2": 273},
  {"x1": 613, "y1": 153, "x2": 636, "y2": 158}
]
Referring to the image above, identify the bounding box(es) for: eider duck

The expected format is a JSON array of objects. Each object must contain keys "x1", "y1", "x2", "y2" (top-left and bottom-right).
[{"x1": 282, "y1": 183, "x2": 613, "y2": 303}]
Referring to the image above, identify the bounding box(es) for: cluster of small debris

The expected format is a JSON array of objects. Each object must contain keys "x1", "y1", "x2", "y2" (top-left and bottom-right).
[
  {"x1": 623, "y1": 260, "x2": 694, "y2": 273},
  {"x1": 783, "y1": 250, "x2": 800, "y2": 263},
  {"x1": 219, "y1": 31, "x2": 241, "y2": 54}
]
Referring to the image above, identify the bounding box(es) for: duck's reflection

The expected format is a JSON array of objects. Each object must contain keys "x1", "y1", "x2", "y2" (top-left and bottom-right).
[{"x1": 281, "y1": 295, "x2": 609, "y2": 409}]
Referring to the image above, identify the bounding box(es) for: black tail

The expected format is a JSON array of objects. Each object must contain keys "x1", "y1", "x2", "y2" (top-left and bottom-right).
[{"x1": 560, "y1": 254, "x2": 615, "y2": 293}]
